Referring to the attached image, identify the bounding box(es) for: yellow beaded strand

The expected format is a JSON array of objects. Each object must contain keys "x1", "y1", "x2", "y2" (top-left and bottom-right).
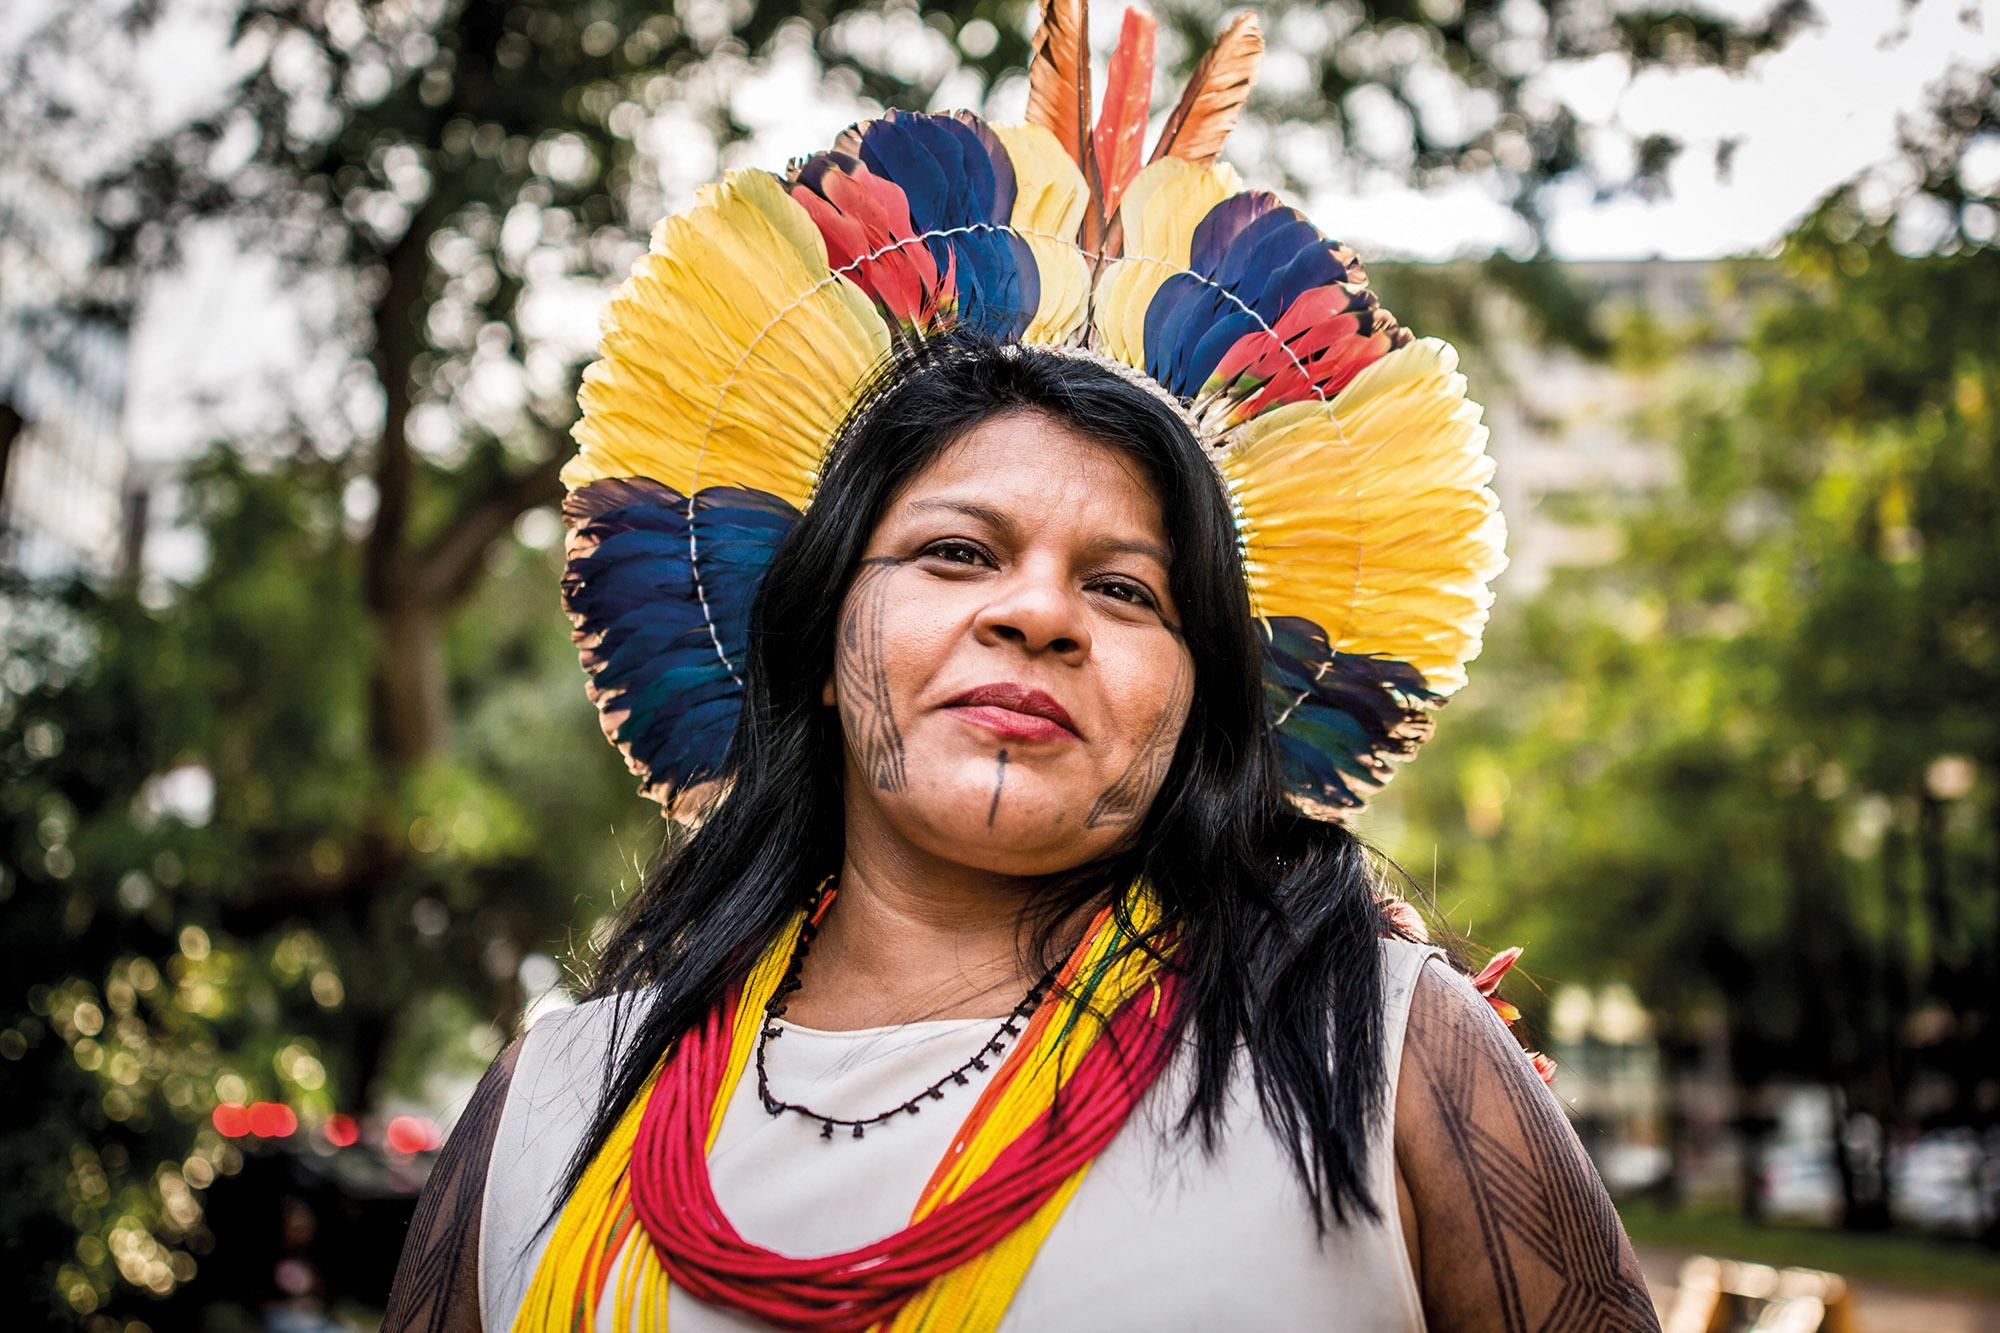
[
  {"x1": 886, "y1": 891, "x2": 1165, "y2": 1332},
  {"x1": 512, "y1": 889, "x2": 1168, "y2": 1333}
]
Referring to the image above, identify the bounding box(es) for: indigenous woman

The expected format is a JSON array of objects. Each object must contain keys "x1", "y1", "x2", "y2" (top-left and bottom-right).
[{"x1": 386, "y1": 3, "x2": 1657, "y2": 1329}]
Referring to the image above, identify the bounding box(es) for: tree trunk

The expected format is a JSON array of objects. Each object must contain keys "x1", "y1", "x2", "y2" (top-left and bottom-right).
[
  {"x1": 1830, "y1": 1085, "x2": 1893, "y2": 1232},
  {"x1": 0, "y1": 397, "x2": 22, "y2": 508},
  {"x1": 1918, "y1": 790, "x2": 1958, "y2": 975},
  {"x1": 1733, "y1": 1083, "x2": 1773, "y2": 1225},
  {"x1": 367, "y1": 597, "x2": 450, "y2": 771}
]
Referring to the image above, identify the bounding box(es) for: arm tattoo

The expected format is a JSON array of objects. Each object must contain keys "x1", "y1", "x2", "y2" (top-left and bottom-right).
[
  {"x1": 1409, "y1": 976, "x2": 1659, "y2": 1333},
  {"x1": 382, "y1": 1038, "x2": 521, "y2": 1333},
  {"x1": 835, "y1": 557, "x2": 907, "y2": 793},
  {"x1": 1084, "y1": 651, "x2": 1190, "y2": 829}
]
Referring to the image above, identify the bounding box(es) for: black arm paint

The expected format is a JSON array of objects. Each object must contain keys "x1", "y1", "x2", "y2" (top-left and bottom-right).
[
  {"x1": 382, "y1": 1037, "x2": 522, "y2": 1332},
  {"x1": 1409, "y1": 978, "x2": 1660, "y2": 1333}
]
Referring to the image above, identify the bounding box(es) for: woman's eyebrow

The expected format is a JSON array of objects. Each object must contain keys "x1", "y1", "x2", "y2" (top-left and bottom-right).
[
  {"x1": 1082, "y1": 536, "x2": 1172, "y2": 568},
  {"x1": 906, "y1": 497, "x2": 1011, "y2": 530},
  {"x1": 905, "y1": 498, "x2": 1170, "y2": 567}
]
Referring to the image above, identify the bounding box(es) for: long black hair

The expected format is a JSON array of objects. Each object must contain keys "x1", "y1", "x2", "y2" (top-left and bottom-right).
[{"x1": 553, "y1": 331, "x2": 1398, "y2": 1237}]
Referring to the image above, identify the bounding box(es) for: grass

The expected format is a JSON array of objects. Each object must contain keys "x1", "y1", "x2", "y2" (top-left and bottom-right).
[{"x1": 1619, "y1": 1201, "x2": 2000, "y2": 1299}]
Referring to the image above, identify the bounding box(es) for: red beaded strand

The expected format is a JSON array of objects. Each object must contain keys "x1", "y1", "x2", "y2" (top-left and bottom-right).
[{"x1": 624, "y1": 965, "x2": 1184, "y2": 1331}]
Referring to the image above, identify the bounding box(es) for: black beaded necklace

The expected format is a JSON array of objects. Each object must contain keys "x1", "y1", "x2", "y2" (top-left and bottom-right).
[{"x1": 755, "y1": 882, "x2": 1060, "y2": 1141}]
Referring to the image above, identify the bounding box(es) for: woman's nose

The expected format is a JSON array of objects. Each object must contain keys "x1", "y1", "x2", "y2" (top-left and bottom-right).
[{"x1": 973, "y1": 566, "x2": 1091, "y2": 661}]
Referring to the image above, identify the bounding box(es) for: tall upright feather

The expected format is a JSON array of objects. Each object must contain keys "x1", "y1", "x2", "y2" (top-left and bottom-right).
[
  {"x1": 1087, "y1": 8, "x2": 1157, "y2": 250},
  {"x1": 1148, "y1": 12, "x2": 1262, "y2": 166},
  {"x1": 1026, "y1": 0, "x2": 1098, "y2": 247}
]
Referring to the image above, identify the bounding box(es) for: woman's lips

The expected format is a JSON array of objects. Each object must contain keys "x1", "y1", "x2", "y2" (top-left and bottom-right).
[
  {"x1": 942, "y1": 683, "x2": 1082, "y2": 743},
  {"x1": 946, "y1": 703, "x2": 1078, "y2": 743}
]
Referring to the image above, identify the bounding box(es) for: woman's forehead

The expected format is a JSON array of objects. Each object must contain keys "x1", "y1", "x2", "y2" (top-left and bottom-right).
[{"x1": 887, "y1": 412, "x2": 1167, "y2": 534}]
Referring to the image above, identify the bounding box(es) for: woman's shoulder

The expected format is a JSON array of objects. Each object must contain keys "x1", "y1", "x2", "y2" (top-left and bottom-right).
[
  {"x1": 382, "y1": 1031, "x2": 527, "y2": 1332},
  {"x1": 503, "y1": 989, "x2": 656, "y2": 1125},
  {"x1": 1377, "y1": 932, "x2": 1443, "y2": 985}
]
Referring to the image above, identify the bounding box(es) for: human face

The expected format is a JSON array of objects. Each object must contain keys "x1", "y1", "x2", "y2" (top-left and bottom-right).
[{"x1": 823, "y1": 410, "x2": 1196, "y2": 877}]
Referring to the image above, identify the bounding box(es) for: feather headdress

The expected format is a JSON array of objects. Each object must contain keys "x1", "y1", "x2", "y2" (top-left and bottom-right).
[{"x1": 561, "y1": 0, "x2": 1506, "y2": 820}]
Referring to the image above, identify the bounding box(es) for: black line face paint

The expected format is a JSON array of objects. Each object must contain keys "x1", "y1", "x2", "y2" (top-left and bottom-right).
[
  {"x1": 1084, "y1": 649, "x2": 1193, "y2": 830},
  {"x1": 986, "y1": 748, "x2": 1009, "y2": 826},
  {"x1": 834, "y1": 557, "x2": 907, "y2": 792}
]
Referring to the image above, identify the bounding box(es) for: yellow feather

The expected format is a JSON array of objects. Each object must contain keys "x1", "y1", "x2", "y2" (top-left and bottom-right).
[
  {"x1": 994, "y1": 122, "x2": 1087, "y2": 238},
  {"x1": 992, "y1": 123, "x2": 1092, "y2": 345},
  {"x1": 1089, "y1": 156, "x2": 1240, "y2": 367},
  {"x1": 565, "y1": 168, "x2": 890, "y2": 508},
  {"x1": 1220, "y1": 338, "x2": 1508, "y2": 691}
]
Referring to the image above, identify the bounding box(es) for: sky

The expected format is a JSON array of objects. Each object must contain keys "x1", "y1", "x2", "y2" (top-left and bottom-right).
[
  {"x1": 1326, "y1": 0, "x2": 2000, "y2": 259},
  {"x1": 21, "y1": 0, "x2": 1997, "y2": 473}
]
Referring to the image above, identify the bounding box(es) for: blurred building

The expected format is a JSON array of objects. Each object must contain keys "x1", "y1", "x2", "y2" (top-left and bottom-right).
[
  {"x1": 0, "y1": 150, "x2": 135, "y2": 581},
  {"x1": 1474, "y1": 258, "x2": 1777, "y2": 593}
]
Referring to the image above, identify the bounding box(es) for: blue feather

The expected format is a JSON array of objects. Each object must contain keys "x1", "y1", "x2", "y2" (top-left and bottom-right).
[
  {"x1": 1140, "y1": 201, "x2": 1289, "y2": 380},
  {"x1": 1189, "y1": 191, "x2": 1282, "y2": 276},
  {"x1": 1213, "y1": 209, "x2": 1313, "y2": 291},
  {"x1": 1147, "y1": 198, "x2": 1361, "y2": 397},
  {"x1": 561, "y1": 479, "x2": 798, "y2": 803},
  {"x1": 1261, "y1": 616, "x2": 1439, "y2": 809},
  {"x1": 953, "y1": 112, "x2": 1018, "y2": 222},
  {"x1": 858, "y1": 111, "x2": 1037, "y2": 340}
]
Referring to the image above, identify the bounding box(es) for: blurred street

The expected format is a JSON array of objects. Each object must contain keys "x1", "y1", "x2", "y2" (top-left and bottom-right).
[{"x1": 1638, "y1": 1247, "x2": 2000, "y2": 1333}]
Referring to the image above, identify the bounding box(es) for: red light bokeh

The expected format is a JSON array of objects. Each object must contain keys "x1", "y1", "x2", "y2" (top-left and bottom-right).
[
  {"x1": 385, "y1": 1115, "x2": 438, "y2": 1154},
  {"x1": 246, "y1": 1101, "x2": 298, "y2": 1137}
]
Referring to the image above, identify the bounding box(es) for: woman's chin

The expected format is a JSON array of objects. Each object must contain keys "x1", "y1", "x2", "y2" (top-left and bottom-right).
[{"x1": 902, "y1": 769, "x2": 1106, "y2": 876}]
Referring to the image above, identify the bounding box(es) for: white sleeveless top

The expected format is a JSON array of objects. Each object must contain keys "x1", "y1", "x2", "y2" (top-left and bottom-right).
[{"x1": 481, "y1": 938, "x2": 1441, "y2": 1331}]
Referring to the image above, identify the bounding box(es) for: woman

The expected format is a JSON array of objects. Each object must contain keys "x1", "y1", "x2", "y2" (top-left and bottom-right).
[{"x1": 386, "y1": 5, "x2": 1657, "y2": 1329}]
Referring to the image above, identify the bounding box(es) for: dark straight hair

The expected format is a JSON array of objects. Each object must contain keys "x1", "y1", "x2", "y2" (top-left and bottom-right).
[{"x1": 552, "y1": 330, "x2": 1399, "y2": 1238}]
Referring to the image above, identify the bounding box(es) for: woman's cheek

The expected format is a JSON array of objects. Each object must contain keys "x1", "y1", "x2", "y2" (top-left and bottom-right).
[{"x1": 1076, "y1": 644, "x2": 1193, "y2": 831}]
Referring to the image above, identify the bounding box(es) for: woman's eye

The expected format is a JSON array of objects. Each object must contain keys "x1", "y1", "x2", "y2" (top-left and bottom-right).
[
  {"x1": 1093, "y1": 578, "x2": 1158, "y2": 609},
  {"x1": 922, "y1": 539, "x2": 989, "y2": 566}
]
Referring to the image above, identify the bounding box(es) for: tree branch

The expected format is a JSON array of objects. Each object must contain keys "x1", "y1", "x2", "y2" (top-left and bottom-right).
[
  {"x1": 416, "y1": 424, "x2": 570, "y2": 608},
  {"x1": 0, "y1": 397, "x2": 23, "y2": 504}
]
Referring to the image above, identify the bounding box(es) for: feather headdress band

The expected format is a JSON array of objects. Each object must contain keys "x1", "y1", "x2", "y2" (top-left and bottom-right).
[{"x1": 560, "y1": 0, "x2": 1507, "y2": 820}]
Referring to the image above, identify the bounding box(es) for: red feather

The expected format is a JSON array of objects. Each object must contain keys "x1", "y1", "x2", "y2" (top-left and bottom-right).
[
  {"x1": 1027, "y1": 0, "x2": 1093, "y2": 174},
  {"x1": 1027, "y1": 0, "x2": 1102, "y2": 255},
  {"x1": 1093, "y1": 8, "x2": 1156, "y2": 226},
  {"x1": 1204, "y1": 283, "x2": 1406, "y2": 420},
  {"x1": 788, "y1": 163, "x2": 955, "y2": 329}
]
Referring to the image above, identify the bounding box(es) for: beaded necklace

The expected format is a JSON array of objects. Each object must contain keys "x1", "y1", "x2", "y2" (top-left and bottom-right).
[
  {"x1": 754, "y1": 881, "x2": 1062, "y2": 1141},
  {"x1": 511, "y1": 883, "x2": 1182, "y2": 1333}
]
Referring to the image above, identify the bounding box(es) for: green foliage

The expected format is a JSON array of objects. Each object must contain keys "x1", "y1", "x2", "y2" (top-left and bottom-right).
[
  {"x1": 0, "y1": 451, "x2": 653, "y2": 1319},
  {"x1": 1383, "y1": 217, "x2": 2000, "y2": 1221}
]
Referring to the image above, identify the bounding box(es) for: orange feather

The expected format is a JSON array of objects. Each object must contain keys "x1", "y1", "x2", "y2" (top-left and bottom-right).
[
  {"x1": 1149, "y1": 11, "x2": 1263, "y2": 166},
  {"x1": 1026, "y1": 0, "x2": 1094, "y2": 176},
  {"x1": 1092, "y1": 8, "x2": 1157, "y2": 224}
]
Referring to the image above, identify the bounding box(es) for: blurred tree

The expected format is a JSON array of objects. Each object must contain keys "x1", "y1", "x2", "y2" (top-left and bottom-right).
[
  {"x1": 5, "y1": 0, "x2": 1807, "y2": 783},
  {"x1": 1391, "y1": 171, "x2": 1999, "y2": 1233},
  {"x1": 0, "y1": 453, "x2": 651, "y2": 1319}
]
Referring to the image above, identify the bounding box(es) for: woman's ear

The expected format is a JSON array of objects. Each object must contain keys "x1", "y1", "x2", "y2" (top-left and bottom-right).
[{"x1": 820, "y1": 675, "x2": 837, "y2": 707}]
